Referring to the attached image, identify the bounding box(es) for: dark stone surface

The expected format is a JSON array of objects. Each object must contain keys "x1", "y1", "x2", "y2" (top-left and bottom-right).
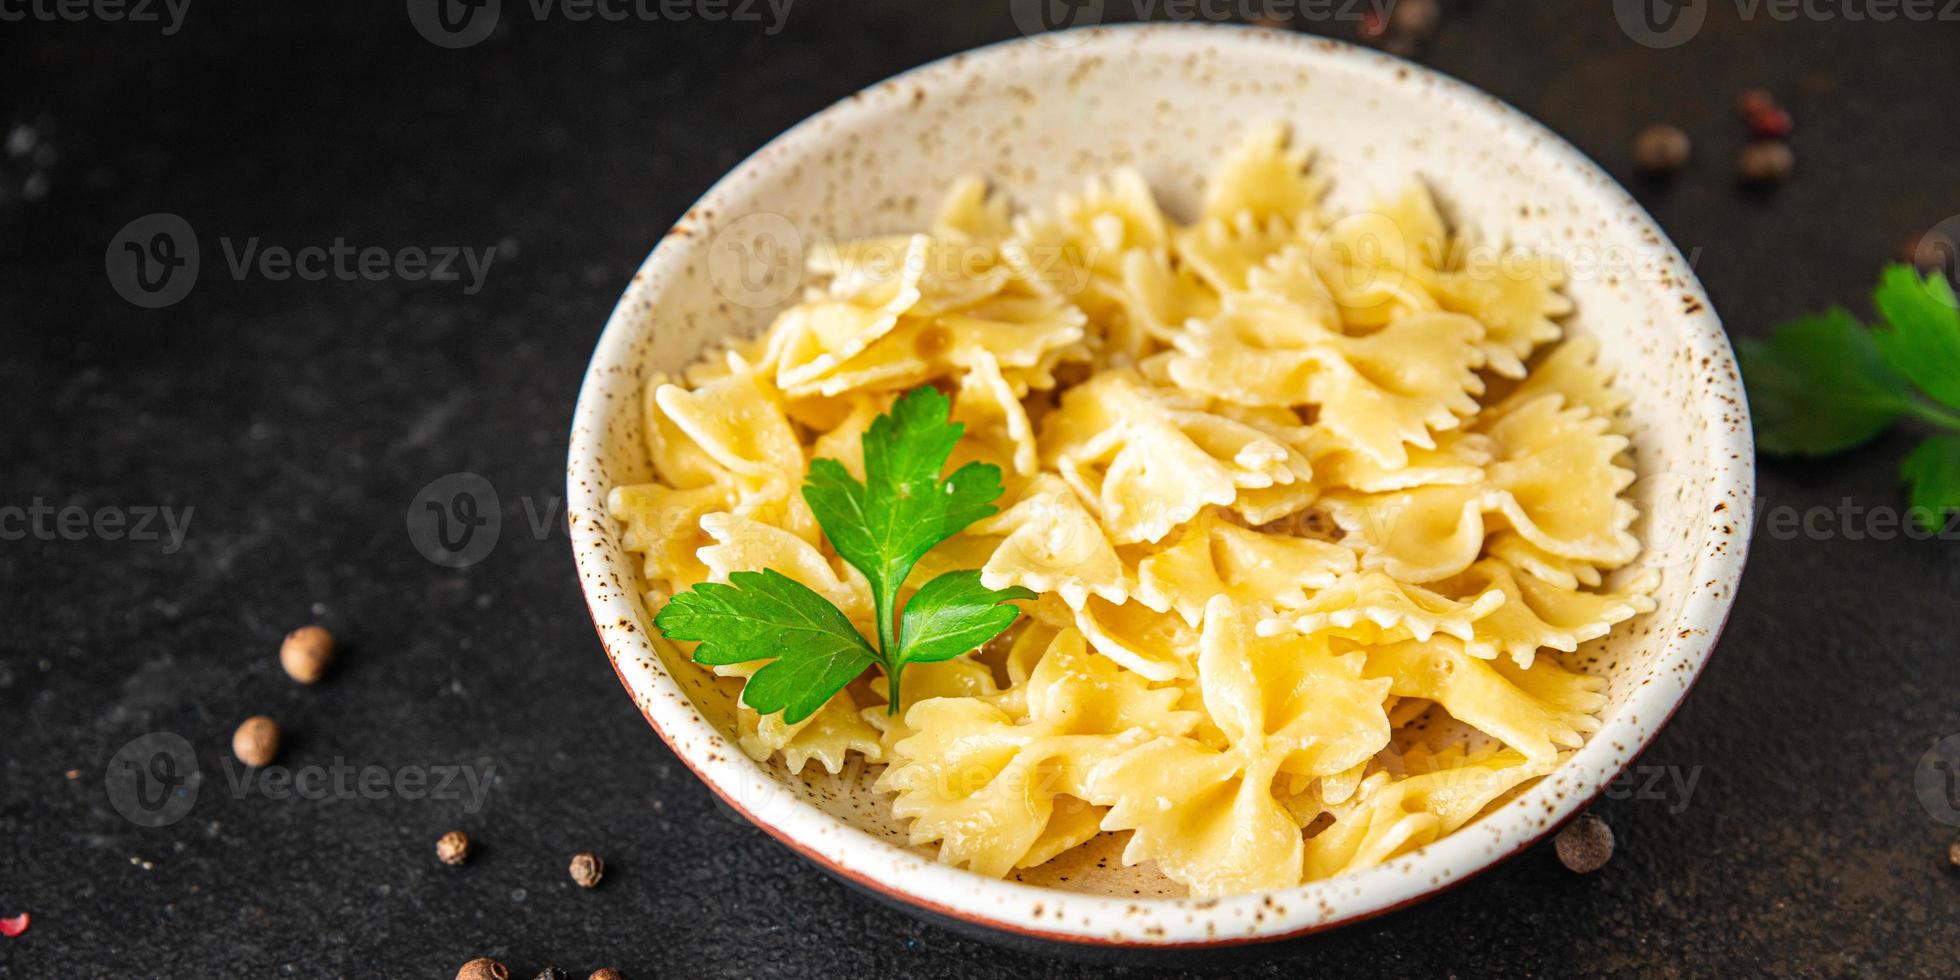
[{"x1": 3, "y1": 2, "x2": 1958, "y2": 977}]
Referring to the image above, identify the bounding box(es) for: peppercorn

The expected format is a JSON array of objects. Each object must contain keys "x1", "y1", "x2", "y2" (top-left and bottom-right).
[
  {"x1": 231, "y1": 715, "x2": 281, "y2": 768},
  {"x1": 1745, "y1": 105, "x2": 1793, "y2": 140},
  {"x1": 1737, "y1": 141, "x2": 1794, "y2": 184},
  {"x1": 436, "y1": 830, "x2": 472, "y2": 866},
  {"x1": 569, "y1": 851, "x2": 605, "y2": 888},
  {"x1": 456, "y1": 958, "x2": 508, "y2": 980},
  {"x1": 589, "y1": 970, "x2": 624, "y2": 980},
  {"x1": 1358, "y1": 8, "x2": 1389, "y2": 43},
  {"x1": 1949, "y1": 838, "x2": 1960, "y2": 869},
  {"x1": 279, "y1": 625, "x2": 335, "y2": 684},
  {"x1": 1554, "y1": 812, "x2": 1615, "y2": 873},
  {"x1": 1633, "y1": 124, "x2": 1691, "y2": 175},
  {"x1": 1390, "y1": 0, "x2": 1441, "y2": 38},
  {"x1": 1734, "y1": 88, "x2": 1776, "y2": 119}
]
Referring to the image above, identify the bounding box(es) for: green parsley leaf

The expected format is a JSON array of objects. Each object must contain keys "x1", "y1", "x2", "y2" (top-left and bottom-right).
[
  {"x1": 1900, "y1": 435, "x2": 1960, "y2": 532},
  {"x1": 1739, "y1": 308, "x2": 1915, "y2": 455},
  {"x1": 1741, "y1": 263, "x2": 1960, "y2": 530},
  {"x1": 1872, "y1": 266, "x2": 1960, "y2": 411},
  {"x1": 803, "y1": 386, "x2": 1005, "y2": 654},
  {"x1": 897, "y1": 571, "x2": 1036, "y2": 668},
  {"x1": 654, "y1": 569, "x2": 877, "y2": 725},
  {"x1": 653, "y1": 387, "x2": 1028, "y2": 726}
]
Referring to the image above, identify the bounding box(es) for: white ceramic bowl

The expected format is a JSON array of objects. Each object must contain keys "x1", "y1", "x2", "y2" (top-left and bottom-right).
[{"x1": 568, "y1": 23, "x2": 1753, "y2": 952}]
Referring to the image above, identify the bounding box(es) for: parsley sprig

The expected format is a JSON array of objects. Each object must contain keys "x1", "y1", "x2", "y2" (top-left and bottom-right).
[
  {"x1": 654, "y1": 387, "x2": 1034, "y2": 724},
  {"x1": 1741, "y1": 264, "x2": 1960, "y2": 529}
]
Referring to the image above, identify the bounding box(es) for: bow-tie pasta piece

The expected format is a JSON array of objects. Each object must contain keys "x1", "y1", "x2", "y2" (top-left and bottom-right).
[
  {"x1": 770, "y1": 234, "x2": 933, "y2": 391},
  {"x1": 876, "y1": 628, "x2": 1196, "y2": 877},
  {"x1": 974, "y1": 474, "x2": 1145, "y2": 609},
  {"x1": 1362, "y1": 637, "x2": 1606, "y2": 764},
  {"x1": 1321, "y1": 483, "x2": 1491, "y2": 584},
  {"x1": 1244, "y1": 241, "x2": 1344, "y2": 326},
  {"x1": 861, "y1": 656, "x2": 1001, "y2": 754},
  {"x1": 1484, "y1": 530, "x2": 1604, "y2": 590},
  {"x1": 1087, "y1": 599, "x2": 1392, "y2": 897},
  {"x1": 1440, "y1": 558, "x2": 1658, "y2": 668},
  {"x1": 1430, "y1": 255, "x2": 1571, "y2": 378},
  {"x1": 1011, "y1": 169, "x2": 1173, "y2": 350},
  {"x1": 1201, "y1": 121, "x2": 1325, "y2": 227},
  {"x1": 950, "y1": 350, "x2": 1040, "y2": 480},
  {"x1": 1306, "y1": 186, "x2": 1449, "y2": 329},
  {"x1": 782, "y1": 286, "x2": 1089, "y2": 400},
  {"x1": 811, "y1": 235, "x2": 1002, "y2": 313},
  {"x1": 1264, "y1": 571, "x2": 1504, "y2": 646},
  {"x1": 1112, "y1": 248, "x2": 1221, "y2": 354},
  {"x1": 1482, "y1": 394, "x2": 1640, "y2": 566},
  {"x1": 696, "y1": 513, "x2": 873, "y2": 628},
  {"x1": 1165, "y1": 293, "x2": 1330, "y2": 408},
  {"x1": 1137, "y1": 509, "x2": 1355, "y2": 628},
  {"x1": 1175, "y1": 210, "x2": 1299, "y2": 297},
  {"x1": 651, "y1": 364, "x2": 817, "y2": 541},
  {"x1": 1325, "y1": 382, "x2": 1639, "y2": 582},
  {"x1": 607, "y1": 482, "x2": 732, "y2": 602},
  {"x1": 1305, "y1": 311, "x2": 1489, "y2": 470},
  {"x1": 1488, "y1": 334, "x2": 1632, "y2": 432},
  {"x1": 931, "y1": 174, "x2": 1013, "y2": 243},
  {"x1": 1302, "y1": 745, "x2": 1553, "y2": 881},
  {"x1": 1307, "y1": 428, "x2": 1494, "y2": 495},
  {"x1": 1066, "y1": 593, "x2": 1202, "y2": 682},
  {"x1": 721, "y1": 669, "x2": 885, "y2": 776},
  {"x1": 1043, "y1": 370, "x2": 1315, "y2": 544}
]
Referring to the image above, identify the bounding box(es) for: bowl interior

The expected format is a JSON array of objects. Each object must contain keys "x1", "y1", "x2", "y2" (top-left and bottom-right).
[{"x1": 569, "y1": 24, "x2": 1750, "y2": 943}]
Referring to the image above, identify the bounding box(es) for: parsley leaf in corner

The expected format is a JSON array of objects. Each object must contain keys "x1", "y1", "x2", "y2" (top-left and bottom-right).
[
  {"x1": 1739, "y1": 309, "x2": 1916, "y2": 455},
  {"x1": 1901, "y1": 436, "x2": 1960, "y2": 529},
  {"x1": 654, "y1": 386, "x2": 1032, "y2": 724},
  {"x1": 1741, "y1": 264, "x2": 1960, "y2": 530},
  {"x1": 1871, "y1": 265, "x2": 1960, "y2": 413}
]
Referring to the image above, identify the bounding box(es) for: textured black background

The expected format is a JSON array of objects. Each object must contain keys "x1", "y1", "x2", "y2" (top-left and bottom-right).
[{"x1": 4, "y1": 1, "x2": 1959, "y2": 977}]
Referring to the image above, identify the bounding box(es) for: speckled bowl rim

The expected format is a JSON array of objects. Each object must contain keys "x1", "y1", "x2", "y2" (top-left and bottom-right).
[{"x1": 567, "y1": 23, "x2": 1754, "y2": 949}]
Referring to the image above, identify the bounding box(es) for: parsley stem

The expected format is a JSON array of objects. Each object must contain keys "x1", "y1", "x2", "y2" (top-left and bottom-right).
[
  {"x1": 875, "y1": 581, "x2": 900, "y2": 715},
  {"x1": 1905, "y1": 397, "x2": 1960, "y2": 433}
]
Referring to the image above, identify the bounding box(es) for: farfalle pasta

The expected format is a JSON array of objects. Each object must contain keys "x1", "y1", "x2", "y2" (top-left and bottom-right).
[{"x1": 612, "y1": 125, "x2": 1657, "y2": 898}]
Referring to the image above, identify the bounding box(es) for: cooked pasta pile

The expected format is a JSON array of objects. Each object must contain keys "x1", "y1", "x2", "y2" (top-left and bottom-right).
[{"x1": 611, "y1": 124, "x2": 1657, "y2": 898}]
